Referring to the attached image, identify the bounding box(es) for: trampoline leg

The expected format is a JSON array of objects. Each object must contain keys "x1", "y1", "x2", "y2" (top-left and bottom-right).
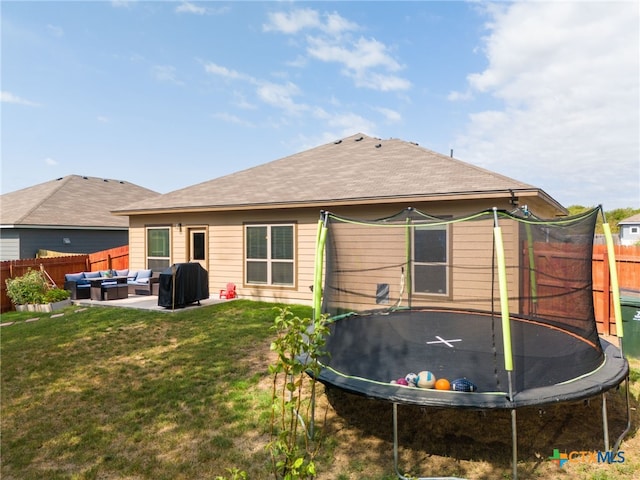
[
  {"x1": 393, "y1": 403, "x2": 401, "y2": 478},
  {"x1": 602, "y1": 392, "x2": 610, "y2": 452},
  {"x1": 511, "y1": 409, "x2": 518, "y2": 480},
  {"x1": 392, "y1": 403, "x2": 470, "y2": 480},
  {"x1": 613, "y1": 376, "x2": 632, "y2": 453}
]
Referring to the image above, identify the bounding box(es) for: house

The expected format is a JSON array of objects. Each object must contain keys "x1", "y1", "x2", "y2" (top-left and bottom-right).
[
  {"x1": 113, "y1": 133, "x2": 567, "y2": 305},
  {"x1": 0, "y1": 175, "x2": 159, "y2": 261},
  {"x1": 619, "y1": 213, "x2": 640, "y2": 246}
]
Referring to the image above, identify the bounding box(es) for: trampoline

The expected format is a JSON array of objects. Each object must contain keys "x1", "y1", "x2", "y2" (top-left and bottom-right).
[{"x1": 308, "y1": 206, "x2": 630, "y2": 480}]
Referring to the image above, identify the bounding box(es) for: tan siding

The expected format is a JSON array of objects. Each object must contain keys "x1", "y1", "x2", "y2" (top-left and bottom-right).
[{"x1": 126, "y1": 202, "x2": 530, "y2": 307}]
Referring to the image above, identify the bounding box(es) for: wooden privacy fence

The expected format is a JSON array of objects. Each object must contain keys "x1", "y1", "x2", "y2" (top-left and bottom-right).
[
  {"x1": 1, "y1": 245, "x2": 129, "y2": 313},
  {"x1": 593, "y1": 244, "x2": 640, "y2": 336}
]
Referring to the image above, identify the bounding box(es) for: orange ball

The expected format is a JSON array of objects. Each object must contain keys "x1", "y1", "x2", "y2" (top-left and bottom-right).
[{"x1": 435, "y1": 378, "x2": 451, "y2": 390}]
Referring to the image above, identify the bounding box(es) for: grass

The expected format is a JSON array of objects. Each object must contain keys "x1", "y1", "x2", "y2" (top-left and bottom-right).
[{"x1": 1, "y1": 300, "x2": 639, "y2": 479}]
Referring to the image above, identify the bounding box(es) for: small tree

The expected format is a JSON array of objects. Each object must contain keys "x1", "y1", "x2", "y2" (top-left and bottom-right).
[{"x1": 267, "y1": 307, "x2": 330, "y2": 480}]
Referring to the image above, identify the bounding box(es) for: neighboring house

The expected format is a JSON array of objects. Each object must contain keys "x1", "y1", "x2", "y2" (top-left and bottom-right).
[
  {"x1": 0, "y1": 175, "x2": 159, "y2": 260},
  {"x1": 619, "y1": 213, "x2": 640, "y2": 246},
  {"x1": 113, "y1": 133, "x2": 568, "y2": 306}
]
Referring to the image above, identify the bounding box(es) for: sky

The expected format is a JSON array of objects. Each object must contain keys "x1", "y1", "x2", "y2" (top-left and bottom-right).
[{"x1": 2, "y1": 0, "x2": 639, "y2": 210}]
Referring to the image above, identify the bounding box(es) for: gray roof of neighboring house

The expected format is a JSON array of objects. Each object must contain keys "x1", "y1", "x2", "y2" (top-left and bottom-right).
[
  {"x1": 619, "y1": 213, "x2": 640, "y2": 225},
  {"x1": 1, "y1": 175, "x2": 159, "y2": 228},
  {"x1": 114, "y1": 133, "x2": 562, "y2": 214}
]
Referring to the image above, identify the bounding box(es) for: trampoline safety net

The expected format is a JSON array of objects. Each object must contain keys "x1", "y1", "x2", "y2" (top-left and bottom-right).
[{"x1": 315, "y1": 207, "x2": 614, "y2": 403}]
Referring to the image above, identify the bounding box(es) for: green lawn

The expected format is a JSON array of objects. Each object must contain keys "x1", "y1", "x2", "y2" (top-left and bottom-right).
[
  {"x1": 2, "y1": 301, "x2": 638, "y2": 480},
  {"x1": 1, "y1": 301, "x2": 314, "y2": 480}
]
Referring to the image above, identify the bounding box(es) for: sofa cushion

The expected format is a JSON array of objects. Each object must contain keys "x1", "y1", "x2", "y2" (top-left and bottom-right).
[
  {"x1": 137, "y1": 269, "x2": 153, "y2": 280},
  {"x1": 84, "y1": 271, "x2": 101, "y2": 279},
  {"x1": 65, "y1": 272, "x2": 84, "y2": 282},
  {"x1": 115, "y1": 269, "x2": 129, "y2": 277}
]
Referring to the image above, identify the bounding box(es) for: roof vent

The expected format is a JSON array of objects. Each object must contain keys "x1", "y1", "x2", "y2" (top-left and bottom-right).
[
  {"x1": 375, "y1": 144, "x2": 382, "y2": 148},
  {"x1": 334, "y1": 139, "x2": 342, "y2": 144},
  {"x1": 355, "y1": 136, "x2": 363, "y2": 142},
  {"x1": 103, "y1": 179, "x2": 109, "y2": 182},
  {"x1": 56, "y1": 177, "x2": 63, "y2": 181},
  {"x1": 82, "y1": 176, "x2": 88, "y2": 179}
]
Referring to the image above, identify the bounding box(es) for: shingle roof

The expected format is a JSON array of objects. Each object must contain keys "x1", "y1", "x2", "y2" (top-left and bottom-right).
[
  {"x1": 619, "y1": 213, "x2": 640, "y2": 224},
  {"x1": 114, "y1": 133, "x2": 553, "y2": 214},
  {"x1": 1, "y1": 175, "x2": 159, "y2": 228}
]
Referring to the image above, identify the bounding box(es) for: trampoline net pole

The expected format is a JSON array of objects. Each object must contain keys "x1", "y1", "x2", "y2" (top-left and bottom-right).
[
  {"x1": 314, "y1": 214, "x2": 328, "y2": 320},
  {"x1": 493, "y1": 209, "x2": 514, "y2": 376},
  {"x1": 603, "y1": 220, "x2": 624, "y2": 341}
]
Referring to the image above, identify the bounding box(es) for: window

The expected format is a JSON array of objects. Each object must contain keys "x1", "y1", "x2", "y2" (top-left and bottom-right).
[
  {"x1": 245, "y1": 224, "x2": 295, "y2": 286},
  {"x1": 631, "y1": 227, "x2": 639, "y2": 234},
  {"x1": 191, "y1": 231, "x2": 205, "y2": 261},
  {"x1": 147, "y1": 227, "x2": 170, "y2": 271},
  {"x1": 413, "y1": 224, "x2": 449, "y2": 295}
]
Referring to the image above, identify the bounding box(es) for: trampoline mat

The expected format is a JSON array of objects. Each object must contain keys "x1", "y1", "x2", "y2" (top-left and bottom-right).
[{"x1": 316, "y1": 309, "x2": 628, "y2": 408}]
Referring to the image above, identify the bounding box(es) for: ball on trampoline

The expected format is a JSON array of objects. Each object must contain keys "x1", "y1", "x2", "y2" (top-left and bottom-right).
[
  {"x1": 435, "y1": 378, "x2": 451, "y2": 390},
  {"x1": 416, "y1": 370, "x2": 436, "y2": 388},
  {"x1": 450, "y1": 378, "x2": 478, "y2": 392},
  {"x1": 396, "y1": 378, "x2": 409, "y2": 386},
  {"x1": 404, "y1": 373, "x2": 419, "y2": 386}
]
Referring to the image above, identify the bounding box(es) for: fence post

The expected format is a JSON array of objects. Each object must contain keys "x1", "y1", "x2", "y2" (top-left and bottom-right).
[{"x1": 602, "y1": 252, "x2": 611, "y2": 335}]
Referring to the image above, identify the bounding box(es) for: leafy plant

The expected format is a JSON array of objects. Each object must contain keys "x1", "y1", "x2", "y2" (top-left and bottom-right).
[
  {"x1": 5, "y1": 269, "x2": 69, "y2": 305},
  {"x1": 215, "y1": 467, "x2": 248, "y2": 480},
  {"x1": 5, "y1": 269, "x2": 49, "y2": 305},
  {"x1": 267, "y1": 307, "x2": 330, "y2": 479},
  {"x1": 43, "y1": 287, "x2": 71, "y2": 303}
]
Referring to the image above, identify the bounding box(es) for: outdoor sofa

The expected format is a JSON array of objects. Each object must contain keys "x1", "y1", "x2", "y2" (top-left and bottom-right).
[
  {"x1": 64, "y1": 271, "x2": 105, "y2": 299},
  {"x1": 64, "y1": 269, "x2": 131, "y2": 300},
  {"x1": 126, "y1": 269, "x2": 160, "y2": 296}
]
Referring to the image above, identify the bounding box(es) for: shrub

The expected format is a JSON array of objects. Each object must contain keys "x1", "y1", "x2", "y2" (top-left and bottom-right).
[
  {"x1": 5, "y1": 269, "x2": 69, "y2": 305},
  {"x1": 43, "y1": 288, "x2": 71, "y2": 303}
]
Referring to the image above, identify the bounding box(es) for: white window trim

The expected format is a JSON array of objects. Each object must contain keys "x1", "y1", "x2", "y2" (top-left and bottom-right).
[{"x1": 245, "y1": 223, "x2": 296, "y2": 287}]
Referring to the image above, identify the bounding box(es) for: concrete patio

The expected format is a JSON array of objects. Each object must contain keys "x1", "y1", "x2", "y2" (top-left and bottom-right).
[{"x1": 73, "y1": 294, "x2": 225, "y2": 312}]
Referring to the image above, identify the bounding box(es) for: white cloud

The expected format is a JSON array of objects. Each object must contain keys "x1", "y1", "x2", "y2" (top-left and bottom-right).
[
  {"x1": 306, "y1": 35, "x2": 410, "y2": 92},
  {"x1": 175, "y1": 2, "x2": 230, "y2": 16},
  {"x1": 327, "y1": 112, "x2": 376, "y2": 135},
  {"x1": 232, "y1": 91, "x2": 258, "y2": 110},
  {"x1": 152, "y1": 65, "x2": 184, "y2": 85},
  {"x1": 46, "y1": 24, "x2": 64, "y2": 38},
  {"x1": 111, "y1": 0, "x2": 133, "y2": 8},
  {"x1": 1, "y1": 91, "x2": 40, "y2": 107},
  {"x1": 265, "y1": 8, "x2": 408, "y2": 92},
  {"x1": 257, "y1": 81, "x2": 308, "y2": 115},
  {"x1": 374, "y1": 107, "x2": 402, "y2": 124},
  {"x1": 204, "y1": 62, "x2": 256, "y2": 83},
  {"x1": 211, "y1": 112, "x2": 254, "y2": 127},
  {"x1": 263, "y1": 9, "x2": 322, "y2": 34},
  {"x1": 97, "y1": 115, "x2": 109, "y2": 123},
  {"x1": 263, "y1": 9, "x2": 357, "y2": 35},
  {"x1": 447, "y1": 89, "x2": 473, "y2": 102},
  {"x1": 455, "y1": 2, "x2": 639, "y2": 208},
  {"x1": 44, "y1": 157, "x2": 58, "y2": 166}
]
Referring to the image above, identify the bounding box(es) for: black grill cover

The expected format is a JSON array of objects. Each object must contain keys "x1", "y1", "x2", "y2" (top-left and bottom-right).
[{"x1": 158, "y1": 263, "x2": 209, "y2": 308}]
